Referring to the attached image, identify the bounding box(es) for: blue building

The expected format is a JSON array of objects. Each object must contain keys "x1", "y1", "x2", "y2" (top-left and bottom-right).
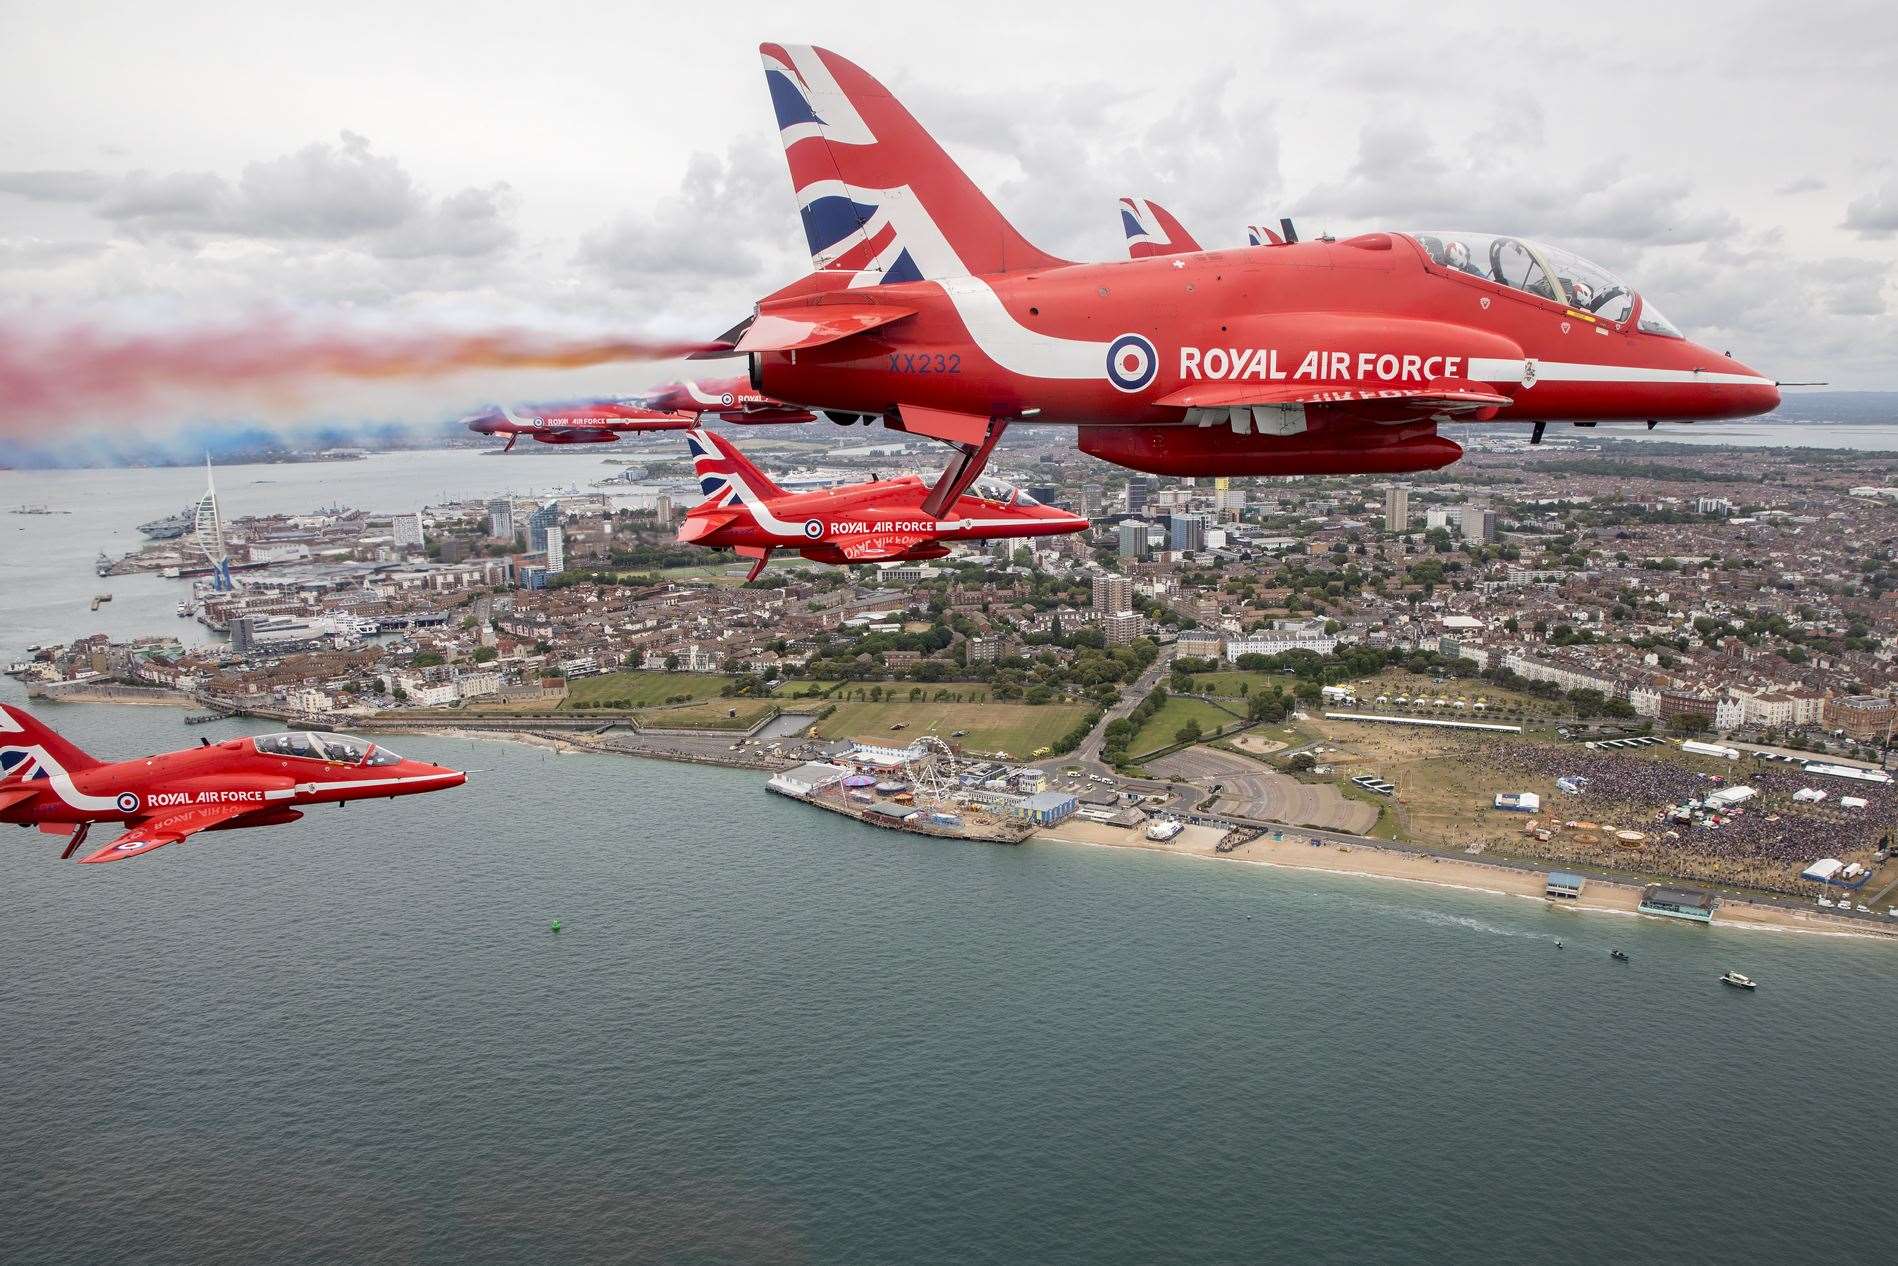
[
  {"x1": 1013, "y1": 790, "x2": 1078, "y2": 826},
  {"x1": 527, "y1": 502, "x2": 561, "y2": 552}
]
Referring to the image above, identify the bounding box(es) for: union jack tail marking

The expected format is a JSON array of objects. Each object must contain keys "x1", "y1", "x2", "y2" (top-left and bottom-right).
[
  {"x1": 759, "y1": 43, "x2": 1070, "y2": 285},
  {"x1": 1120, "y1": 197, "x2": 1202, "y2": 258}
]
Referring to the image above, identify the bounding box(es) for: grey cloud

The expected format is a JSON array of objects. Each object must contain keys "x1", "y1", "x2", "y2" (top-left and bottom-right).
[
  {"x1": 1842, "y1": 177, "x2": 1898, "y2": 238},
  {"x1": 1300, "y1": 120, "x2": 1737, "y2": 248},
  {"x1": 21, "y1": 134, "x2": 516, "y2": 261},
  {"x1": 372, "y1": 182, "x2": 517, "y2": 260},
  {"x1": 0, "y1": 170, "x2": 116, "y2": 201},
  {"x1": 0, "y1": 237, "x2": 109, "y2": 268},
  {"x1": 578, "y1": 139, "x2": 802, "y2": 289},
  {"x1": 1775, "y1": 176, "x2": 1826, "y2": 195}
]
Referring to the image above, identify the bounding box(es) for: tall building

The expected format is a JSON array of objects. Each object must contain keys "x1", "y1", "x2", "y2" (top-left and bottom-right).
[
  {"x1": 1384, "y1": 486, "x2": 1410, "y2": 533},
  {"x1": 1092, "y1": 573, "x2": 1133, "y2": 614},
  {"x1": 1117, "y1": 520, "x2": 1149, "y2": 560},
  {"x1": 393, "y1": 512, "x2": 425, "y2": 550},
  {"x1": 1461, "y1": 504, "x2": 1497, "y2": 543},
  {"x1": 545, "y1": 524, "x2": 566, "y2": 574},
  {"x1": 1170, "y1": 512, "x2": 1207, "y2": 553},
  {"x1": 528, "y1": 502, "x2": 560, "y2": 552},
  {"x1": 486, "y1": 498, "x2": 514, "y2": 539},
  {"x1": 1099, "y1": 610, "x2": 1145, "y2": 646},
  {"x1": 655, "y1": 495, "x2": 674, "y2": 525},
  {"x1": 1126, "y1": 477, "x2": 1153, "y2": 514}
]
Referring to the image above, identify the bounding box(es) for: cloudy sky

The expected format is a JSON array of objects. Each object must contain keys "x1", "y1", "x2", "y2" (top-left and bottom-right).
[{"x1": 3, "y1": 0, "x2": 1896, "y2": 436}]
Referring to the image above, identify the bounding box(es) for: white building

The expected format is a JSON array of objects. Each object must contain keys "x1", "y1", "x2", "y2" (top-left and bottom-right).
[
  {"x1": 545, "y1": 525, "x2": 566, "y2": 573},
  {"x1": 392, "y1": 512, "x2": 425, "y2": 550}
]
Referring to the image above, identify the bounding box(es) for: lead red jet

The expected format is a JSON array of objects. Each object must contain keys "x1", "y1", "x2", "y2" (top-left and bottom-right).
[
  {"x1": 0, "y1": 705, "x2": 465, "y2": 864},
  {"x1": 704, "y1": 44, "x2": 1782, "y2": 510},
  {"x1": 675, "y1": 427, "x2": 1087, "y2": 580},
  {"x1": 463, "y1": 374, "x2": 820, "y2": 450}
]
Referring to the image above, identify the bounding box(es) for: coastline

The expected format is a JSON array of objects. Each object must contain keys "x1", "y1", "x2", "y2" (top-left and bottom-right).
[
  {"x1": 21, "y1": 689, "x2": 1894, "y2": 942},
  {"x1": 1033, "y1": 819, "x2": 1898, "y2": 941}
]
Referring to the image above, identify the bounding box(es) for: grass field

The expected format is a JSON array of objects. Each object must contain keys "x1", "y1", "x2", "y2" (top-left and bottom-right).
[
  {"x1": 561, "y1": 671, "x2": 732, "y2": 710},
  {"x1": 771, "y1": 679, "x2": 841, "y2": 698},
  {"x1": 1181, "y1": 669, "x2": 1300, "y2": 697},
  {"x1": 827, "y1": 683, "x2": 993, "y2": 703},
  {"x1": 636, "y1": 698, "x2": 778, "y2": 730},
  {"x1": 810, "y1": 699, "x2": 1091, "y2": 758},
  {"x1": 1128, "y1": 696, "x2": 1241, "y2": 757}
]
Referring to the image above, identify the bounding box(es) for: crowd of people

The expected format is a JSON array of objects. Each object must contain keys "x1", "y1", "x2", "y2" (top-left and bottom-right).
[{"x1": 1494, "y1": 742, "x2": 1897, "y2": 895}]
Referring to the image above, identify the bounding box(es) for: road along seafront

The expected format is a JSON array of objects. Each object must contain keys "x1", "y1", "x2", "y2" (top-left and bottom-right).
[{"x1": 1032, "y1": 818, "x2": 1898, "y2": 941}]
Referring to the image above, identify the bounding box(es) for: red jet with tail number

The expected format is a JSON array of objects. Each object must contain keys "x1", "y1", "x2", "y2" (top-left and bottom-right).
[
  {"x1": 464, "y1": 374, "x2": 820, "y2": 451},
  {"x1": 0, "y1": 705, "x2": 465, "y2": 864},
  {"x1": 675, "y1": 427, "x2": 1088, "y2": 581},
  {"x1": 709, "y1": 44, "x2": 1780, "y2": 506}
]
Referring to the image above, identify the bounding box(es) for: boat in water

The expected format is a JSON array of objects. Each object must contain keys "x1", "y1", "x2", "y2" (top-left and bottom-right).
[
  {"x1": 1611, "y1": 949, "x2": 1631, "y2": 962},
  {"x1": 1719, "y1": 971, "x2": 1757, "y2": 990},
  {"x1": 140, "y1": 508, "x2": 193, "y2": 540}
]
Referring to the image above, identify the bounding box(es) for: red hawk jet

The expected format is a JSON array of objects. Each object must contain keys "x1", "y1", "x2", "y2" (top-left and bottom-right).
[
  {"x1": 707, "y1": 44, "x2": 1782, "y2": 509},
  {"x1": 464, "y1": 374, "x2": 818, "y2": 450},
  {"x1": 675, "y1": 427, "x2": 1087, "y2": 581},
  {"x1": 0, "y1": 705, "x2": 465, "y2": 864}
]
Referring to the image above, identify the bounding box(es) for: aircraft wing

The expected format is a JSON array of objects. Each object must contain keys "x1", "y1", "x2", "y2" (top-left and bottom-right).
[
  {"x1": 720, "y1": 405, "x2": 817, "y2": 425},
  {"x1": 834, "y1": 533, "x2": 936, "y2": 561},
  {"x1": 75, "y1": 802, "x2": 264, "y2": 864},
  {"x1": 1155, "y1": 380, "x2": 1511, "y2": 426}
]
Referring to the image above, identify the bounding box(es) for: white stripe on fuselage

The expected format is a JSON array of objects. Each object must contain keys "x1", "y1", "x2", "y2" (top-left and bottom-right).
[
  {"x1": 934, "y1": 276, "x2": 1109, "y2": 379},
  {"x1": 1467, "y1": 357, "x2": 1775, "y2": 388}
]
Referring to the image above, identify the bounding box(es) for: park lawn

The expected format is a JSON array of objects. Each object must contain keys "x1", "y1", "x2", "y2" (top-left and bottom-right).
[
  {"x1": 1128, "y1": 696, "x2": 1240, "y2": 757},
  {"x1": 636, "y1": 698, "x2": 778, "y2": 730},
  {"x1": 1183, "y1": 669, "x2": 1301, "y2": 697},
  {"x1": 1334, "y1": 779, "x2": 1404, "y2": 840},
  {"x1": 771, "y1": 679, "x2": 841, "y2": 698},
  {"x1": 561, "y1": 671, "x2": 733, "y2": 710},
  {"x1": 829, "y1": 682, "x2": 992, "y2": 703},
  {"x1": 810, "y1": 699, "x2": 1091, "y2": 759}
]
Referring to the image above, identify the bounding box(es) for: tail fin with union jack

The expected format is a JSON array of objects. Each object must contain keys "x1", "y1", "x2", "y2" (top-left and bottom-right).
[
  {"x1": 684, "y1": 428, "x2": 788, "y2": 511},
  {"x1": 759, "y1": 43, "x2": 1070, "y2": 284}
]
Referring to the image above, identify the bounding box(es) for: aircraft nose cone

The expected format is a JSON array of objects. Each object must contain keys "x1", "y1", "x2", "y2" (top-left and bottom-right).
[{"x1": 463, "y1": 408, "x2": 502, "y2": 434}]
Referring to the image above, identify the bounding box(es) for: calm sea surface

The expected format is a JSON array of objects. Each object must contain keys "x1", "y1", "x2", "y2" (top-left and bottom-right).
[{"x1": 3, "y1": 447, "x2": 1897, "y2": 1264}]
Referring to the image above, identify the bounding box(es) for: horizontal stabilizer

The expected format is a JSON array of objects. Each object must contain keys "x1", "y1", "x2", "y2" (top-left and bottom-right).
[
  {"x1": 730, "y1": 303, "x2": 913, "y2": 354},
  {"x1": 0, "y1": 784, "x2": 39, "y2": 814}
]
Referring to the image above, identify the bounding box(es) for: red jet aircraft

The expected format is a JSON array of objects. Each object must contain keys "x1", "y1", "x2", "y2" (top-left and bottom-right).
[
  {"x1": 0, "y1": 705, "x2": 465, "y2": 864},
  {"x1": 706, "y1": 44, "x2": 1781, "y2": 510},
  {"x1": 675, "y1": 427, "x2": 1087, "y2": 580},
  {"x1": 464, "y1": 374, "x2": 820, "y2": 450}
]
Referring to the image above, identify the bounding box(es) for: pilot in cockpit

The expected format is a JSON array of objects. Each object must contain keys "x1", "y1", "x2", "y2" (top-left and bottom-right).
[
  {"x1": 1567, "y1": 279, "x2": 1594, "y2": 311},
  {"x1": 1444, "y1": 239, "x2": 1486, "y2": 278}
]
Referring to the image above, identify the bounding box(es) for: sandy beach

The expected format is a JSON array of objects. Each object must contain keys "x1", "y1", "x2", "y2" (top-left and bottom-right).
[{"x1": 1036, "y1": 818, "x2": 1898, "y2": 941}]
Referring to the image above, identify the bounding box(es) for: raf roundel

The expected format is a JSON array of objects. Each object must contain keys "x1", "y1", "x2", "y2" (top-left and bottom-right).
[
  {"x1": 116, "y1": 791, "x2": 140, "y2": 814},
  {"x1": 803, "y1": 518, "x2": 825, "y2": 539},
  {"x1": 720, "y1": 392, "x2": 736, "y2": 407},
  {"x1": 1106, "y1": 333, "x2": 1158, "y2": 393}
]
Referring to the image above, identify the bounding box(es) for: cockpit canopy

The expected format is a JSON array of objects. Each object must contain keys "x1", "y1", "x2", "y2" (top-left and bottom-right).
[
  {"x1": 254, "y1": 731, "x2": 402, "y2": 766},
  {"x1": 1407, "y1": 231, "x2": 1681, "y2": 337},
  {"x1": 971, "y1": 478, "x2": 1039, "y2": 506}
]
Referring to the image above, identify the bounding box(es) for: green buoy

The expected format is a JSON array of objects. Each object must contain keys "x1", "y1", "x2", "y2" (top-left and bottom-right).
[{"x1": 550, "y1": 919, "x2": 561, "y2": 933}]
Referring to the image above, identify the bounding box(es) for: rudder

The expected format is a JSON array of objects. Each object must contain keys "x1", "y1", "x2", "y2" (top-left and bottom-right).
[
  {"x1": 684, "y1": 428, "x2": 788, "y2": 509},
  {"x1": 0, "y1": 704, "x2": 103, "y2": 777},
  {"x1": 759, "y1": 43, "x2": 1070, "y2": 283}
]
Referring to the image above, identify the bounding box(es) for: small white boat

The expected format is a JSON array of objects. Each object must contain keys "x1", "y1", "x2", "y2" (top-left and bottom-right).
[{"x1": 1719, "y1": 971, "x2": 1757, "y2": 990}]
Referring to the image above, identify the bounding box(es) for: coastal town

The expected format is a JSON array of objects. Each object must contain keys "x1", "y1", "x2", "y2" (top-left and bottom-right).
[{"x1": 13, "y1": 428, "x2": 1898, "y2": 930}]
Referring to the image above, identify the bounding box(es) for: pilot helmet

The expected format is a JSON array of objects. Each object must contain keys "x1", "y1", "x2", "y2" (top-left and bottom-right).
[
  {"x1": 1568, "y1": 279, "x2": 1594, "y2": 308},
  {"x1": 1445, "y1": 240, "x2": 1472, "y2": 269}
]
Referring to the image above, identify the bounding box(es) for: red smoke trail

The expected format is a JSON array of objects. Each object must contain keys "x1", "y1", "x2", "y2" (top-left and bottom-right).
[{"x1": 0, "y1": 320, "x2": 730, "y2": 431}]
